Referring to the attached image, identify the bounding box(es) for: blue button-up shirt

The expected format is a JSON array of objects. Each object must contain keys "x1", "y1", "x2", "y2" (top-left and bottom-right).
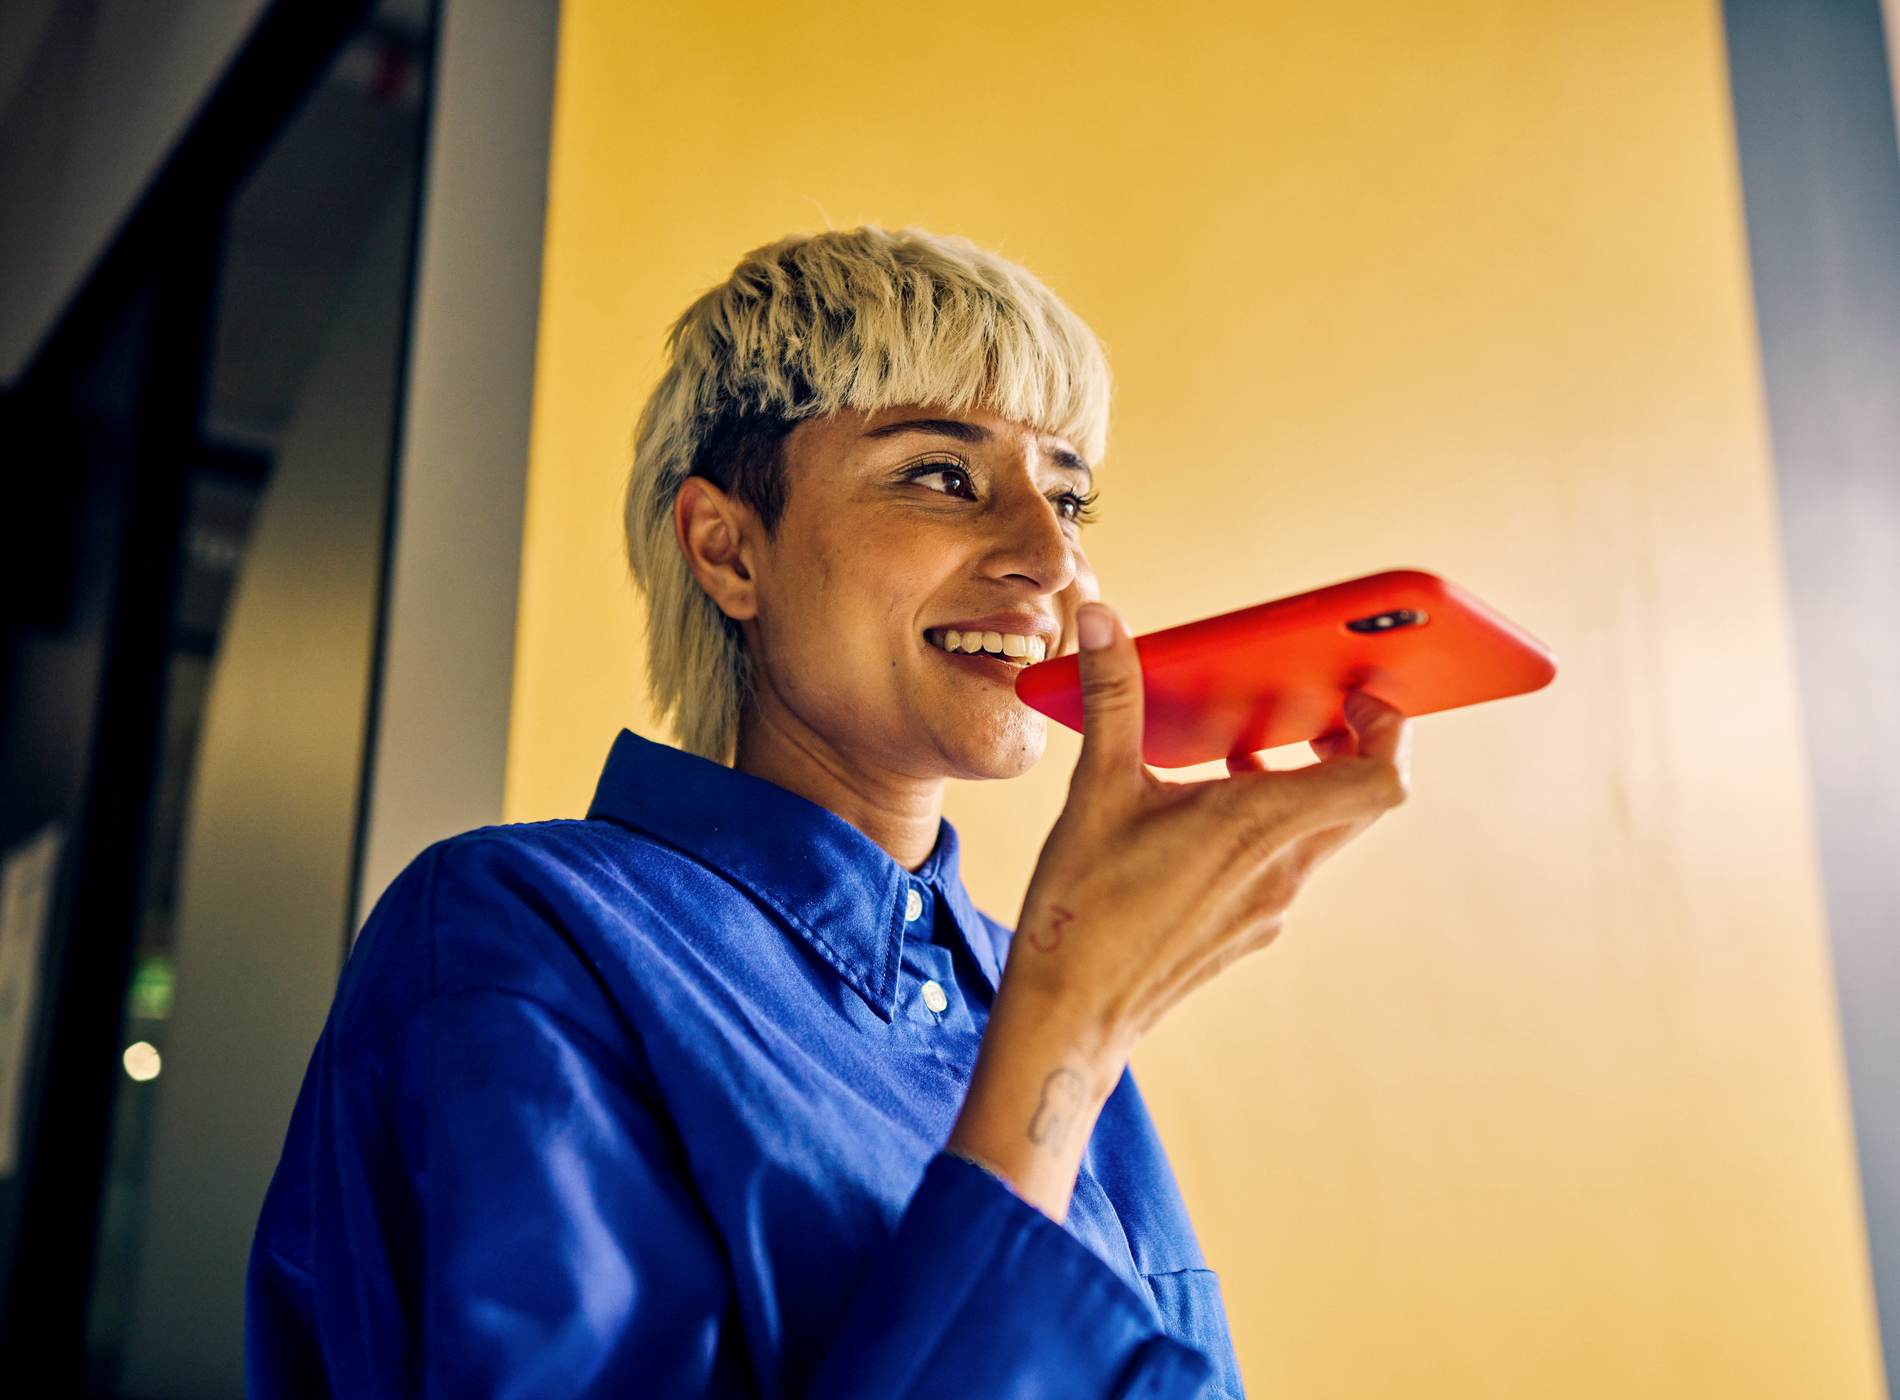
[{"x1": 248, "y1": 728, "x2": 1245, "y2": 1398}]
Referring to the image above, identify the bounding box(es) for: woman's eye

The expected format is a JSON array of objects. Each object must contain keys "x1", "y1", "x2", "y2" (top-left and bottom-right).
[
  {"x1": 1054, "y1": 490, "x2": 1101, "y2": 526},
  {"x1": 907, "y1": 463, "x2": 1097, "y2": 525},
  {"x1": 911, "y1": 463, "x2": 975, "y2": 497}
]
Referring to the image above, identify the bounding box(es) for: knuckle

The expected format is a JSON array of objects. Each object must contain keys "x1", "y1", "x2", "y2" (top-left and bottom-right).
[
  {"x1": 1079, "y1": 668, "x2": 1136, "y2": 709},
  {"x1": 1226, "y1": 792, "x2": 1291, "y2": 859},
  {"x1": 1253, "y1": 865, "x2": 1299, "y2": 910},
  {"x1": 1362, "y1": 755, "x2": 1408, "y2": 808},
  {"x1": 1216, "y1": 782, "x2": 1276, "y2": 847}
]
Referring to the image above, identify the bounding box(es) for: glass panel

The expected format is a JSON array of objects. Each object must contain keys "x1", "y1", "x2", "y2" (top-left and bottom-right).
[{"x1": 82, "y1": 4, "x2": 434, "y2": 1394}]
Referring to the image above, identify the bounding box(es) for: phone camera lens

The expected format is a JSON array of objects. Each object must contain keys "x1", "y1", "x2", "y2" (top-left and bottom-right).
[{"x1": 1346, "y1": 608, "x2": 1428, "y2": 635}]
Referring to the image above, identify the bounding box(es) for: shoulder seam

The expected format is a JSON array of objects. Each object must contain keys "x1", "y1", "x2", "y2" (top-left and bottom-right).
[
  {"x1": 412, "y1": 834, "x2": 664, "y2": 1094},
  {"x1": 418, "y1": 984, "x2": 646, "y2": 1084}
]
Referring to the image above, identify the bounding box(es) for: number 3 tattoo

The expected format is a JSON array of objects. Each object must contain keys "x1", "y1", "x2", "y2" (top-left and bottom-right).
[{"x1": 1025, "y1": 903, "x2": 1075, "y2": 953}]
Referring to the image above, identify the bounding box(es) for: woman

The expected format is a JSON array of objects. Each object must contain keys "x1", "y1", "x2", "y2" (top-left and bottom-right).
[{"x1": 247, "y1": 226, "x2": 1411, "y2": 1398}]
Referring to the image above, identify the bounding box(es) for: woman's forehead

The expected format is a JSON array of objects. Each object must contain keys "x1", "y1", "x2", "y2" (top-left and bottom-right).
[{"x1": 808, "y1": 403, "x2": 1084, "y2": 461}]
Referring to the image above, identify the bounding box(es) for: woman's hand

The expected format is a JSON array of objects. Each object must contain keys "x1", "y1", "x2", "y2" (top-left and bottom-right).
[
  {"x1": 945, "y1": 599, "x2": 1411, "y2": 1221},
  {"x1": 1005, "y1": 599, "x2": 1413, "y2": 1058}
]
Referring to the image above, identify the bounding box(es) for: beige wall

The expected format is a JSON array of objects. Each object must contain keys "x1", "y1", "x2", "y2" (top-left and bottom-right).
[{"x1": 506, "y1": 1, "x2": 1886, "y2": 1392}]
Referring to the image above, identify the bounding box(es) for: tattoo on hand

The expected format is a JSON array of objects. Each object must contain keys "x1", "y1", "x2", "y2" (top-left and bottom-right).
[
  {"x1": 1028, "y1": 1067, "x2": 1086, "y2": 1150},
  {"x1": 1025, "y1": 903, "x2": 1074, "y2": 953}
]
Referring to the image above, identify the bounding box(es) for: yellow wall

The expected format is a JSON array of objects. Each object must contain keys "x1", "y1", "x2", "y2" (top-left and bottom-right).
[{"x1": 507, "y1": 1, "x2": 1887, "y2": 1393}]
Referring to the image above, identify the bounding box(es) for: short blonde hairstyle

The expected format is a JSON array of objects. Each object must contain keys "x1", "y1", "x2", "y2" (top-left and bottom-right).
[{"x1": 623, "y1": 225, "x2": 1112, "y2": 763}]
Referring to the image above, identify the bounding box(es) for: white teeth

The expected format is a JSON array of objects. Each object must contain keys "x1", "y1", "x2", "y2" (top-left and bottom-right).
[{"x1": 927, "y1": 629, "x2": 1047, "y2": 663}]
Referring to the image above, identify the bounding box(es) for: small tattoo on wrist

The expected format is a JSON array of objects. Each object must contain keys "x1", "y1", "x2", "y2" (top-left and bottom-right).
[
  {"x1": 1025, "y1": 903, "x2": 1075, "y2": 953},
  {"x1": 1028, "y1": 1067, "x2": 1086, "y2": 1150}
]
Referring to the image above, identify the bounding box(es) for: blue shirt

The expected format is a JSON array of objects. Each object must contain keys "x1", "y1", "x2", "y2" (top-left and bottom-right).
[{"x1": 247, "y1": 728, "x2": 1246, "y2": 1398}]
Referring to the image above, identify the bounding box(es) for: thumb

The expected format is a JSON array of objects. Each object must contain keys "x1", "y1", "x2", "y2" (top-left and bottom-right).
[{"x1": 1072, "y1": 602, "x2": 1146, "y2": 788}]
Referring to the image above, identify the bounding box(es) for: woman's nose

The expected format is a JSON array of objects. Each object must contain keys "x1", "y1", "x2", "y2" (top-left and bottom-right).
[{"x1": 985, "y1": 481, "x2": 1078, "y2": 592}]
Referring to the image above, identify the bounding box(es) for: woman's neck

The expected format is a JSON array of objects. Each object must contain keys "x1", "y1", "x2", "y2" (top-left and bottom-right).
[{"x1": 732, "y1": 700, "x2": 945, "y2": 873}]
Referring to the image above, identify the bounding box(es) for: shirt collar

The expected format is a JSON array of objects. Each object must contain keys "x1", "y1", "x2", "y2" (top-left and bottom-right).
[{"x1": 584, "y1": 728, "x2": 1005, "y2": 1022}]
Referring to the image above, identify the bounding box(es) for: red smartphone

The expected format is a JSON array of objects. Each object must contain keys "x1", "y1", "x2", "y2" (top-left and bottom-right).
[{"x1": 1014, "y1": 568, "x2": 1557, "y2": 767}]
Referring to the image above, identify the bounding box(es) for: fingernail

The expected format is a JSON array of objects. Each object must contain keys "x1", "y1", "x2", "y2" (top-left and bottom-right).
[{"x1": 1077, "y1": 605, "x2": 1112, "y2": 650}]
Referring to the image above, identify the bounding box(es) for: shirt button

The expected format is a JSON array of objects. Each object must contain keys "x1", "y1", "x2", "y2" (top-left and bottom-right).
[
  {"x1": 904, "y1": 887, "x2": 924, "y2": 922},
  {"x1": 921, "y1": 980, "x2": 948, "y2": 1014}
]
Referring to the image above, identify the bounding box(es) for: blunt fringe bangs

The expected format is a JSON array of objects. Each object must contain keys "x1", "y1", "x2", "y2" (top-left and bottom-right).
[{"x1": 622, "y1": 225, "x2": 1112, "y2": 763}]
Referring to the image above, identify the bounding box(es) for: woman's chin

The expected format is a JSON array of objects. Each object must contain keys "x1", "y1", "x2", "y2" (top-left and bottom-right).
[{"x1": 934, "y1": 710, "x2": 1048, "y2": 780}]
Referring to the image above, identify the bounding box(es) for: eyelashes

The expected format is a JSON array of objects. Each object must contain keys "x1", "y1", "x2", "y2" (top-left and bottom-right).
[
  {"x1": 905, "y1": 459, "x2": 1099, "y2": 526},
  {"x1": 1061, "y1": 488, "x2": 1101, "y2": 526}
]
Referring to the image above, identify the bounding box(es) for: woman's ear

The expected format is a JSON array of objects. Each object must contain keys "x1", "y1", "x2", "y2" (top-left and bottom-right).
[{"x1": 675, "y1": 476, "x2": 760, "y2": 621}]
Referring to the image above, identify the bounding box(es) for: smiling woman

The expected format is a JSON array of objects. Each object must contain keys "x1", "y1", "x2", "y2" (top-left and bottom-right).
[
  {"x1": 247, "y1": 224, "x2": 1409, "y2": 1398},
  {"x1": 679, "y1": 398, "x2": 1106, "y2": 850},
  {"x1": 624, "y1": 226, "x2": 1111, "y2": 770}
]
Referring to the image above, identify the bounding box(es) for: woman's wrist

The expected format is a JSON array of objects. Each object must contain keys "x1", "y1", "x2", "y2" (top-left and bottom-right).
[
  {"x1": 991, "y1": 959, "x2": 1135, "y2": 1096},
  {"x1": 947, "y1": 973, "x2": 1130, "y2": 1222}
]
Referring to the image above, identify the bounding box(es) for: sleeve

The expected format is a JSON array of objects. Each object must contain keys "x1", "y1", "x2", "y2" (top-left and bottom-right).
[
  {"x1": 808, "y1": 1149, "x2": 1222, "y2": 1400},
  {"x1": 397, "y1": 985, "x2": 752, "y2": 1396},
  {"x1": 369, "y1": 842, "x2": 1221, "y2": 1398}
]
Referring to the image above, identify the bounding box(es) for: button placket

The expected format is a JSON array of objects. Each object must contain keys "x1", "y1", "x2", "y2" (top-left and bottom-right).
[{"x1": 901, "y1": 882, "x2": 956, "y2": 1026}]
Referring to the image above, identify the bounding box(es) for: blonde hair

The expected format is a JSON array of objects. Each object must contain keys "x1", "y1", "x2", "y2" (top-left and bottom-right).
[{"x1": 623, "y1": 225, "x2": 1112, "y2": 763}]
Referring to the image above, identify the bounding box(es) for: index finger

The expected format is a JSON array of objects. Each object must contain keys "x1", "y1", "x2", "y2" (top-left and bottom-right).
[{"x1": 1343, "y1": 688, "x2": 1412, "y2": 783}]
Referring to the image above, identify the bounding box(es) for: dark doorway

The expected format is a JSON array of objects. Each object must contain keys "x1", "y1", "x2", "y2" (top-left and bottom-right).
[{"x1": 0, "y1": 2, "x2": 435, "y2": 1393}]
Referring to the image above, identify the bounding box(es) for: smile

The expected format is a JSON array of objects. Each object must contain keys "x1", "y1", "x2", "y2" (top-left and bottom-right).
[{"x1": 923, "y1": 628, "x2": 1048, "y2": 665}]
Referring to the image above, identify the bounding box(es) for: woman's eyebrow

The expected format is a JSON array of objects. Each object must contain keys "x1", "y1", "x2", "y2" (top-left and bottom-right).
[{"x1": 862, "y1": 417, "x2": 1092, "y2": 482}]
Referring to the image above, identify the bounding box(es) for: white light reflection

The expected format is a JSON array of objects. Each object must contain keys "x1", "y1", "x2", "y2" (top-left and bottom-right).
[{"x1": 122, "y1": 1041, "x2": 162, "y2": 1082}]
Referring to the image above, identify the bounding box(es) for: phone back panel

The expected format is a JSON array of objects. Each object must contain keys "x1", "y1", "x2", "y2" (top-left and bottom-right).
[{"x1": 1014, "y1": 568, "x2": 1558, "y2": 767}]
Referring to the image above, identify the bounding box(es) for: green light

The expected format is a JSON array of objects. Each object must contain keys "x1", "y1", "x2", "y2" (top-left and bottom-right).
[{"x1": 128, "y1": 955, "x2": 176, "y2": 1020}]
